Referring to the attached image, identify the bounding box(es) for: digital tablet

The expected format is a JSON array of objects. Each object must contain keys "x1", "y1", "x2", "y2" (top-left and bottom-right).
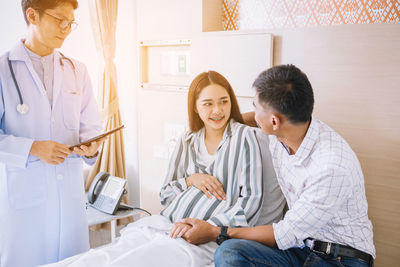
[{"x1": 69, "y1": 125, "x2": 125, "y2": 150}]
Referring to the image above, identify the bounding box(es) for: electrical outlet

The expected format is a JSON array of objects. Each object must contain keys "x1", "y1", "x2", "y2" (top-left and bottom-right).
[
  {"x1": 164, "y1": 123, "x2": 185, "y2": 144},
  {"x1": 153, "y1": 144, "x2": 169, "y2": 159}
]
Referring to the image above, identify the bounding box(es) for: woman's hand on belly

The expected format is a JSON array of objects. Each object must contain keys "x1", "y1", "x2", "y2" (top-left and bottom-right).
[{"x1": 186, "y1": 174, "x2": 226, "y2": 201}]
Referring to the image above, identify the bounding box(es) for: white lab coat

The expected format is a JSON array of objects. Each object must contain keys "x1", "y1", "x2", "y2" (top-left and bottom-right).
[{"x1": 0, "y1": 41, "x2": 102, "y2": 267}]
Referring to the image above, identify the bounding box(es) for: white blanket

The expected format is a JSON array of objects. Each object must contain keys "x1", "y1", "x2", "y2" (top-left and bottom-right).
[{"x1": 42, "y1": 215, "x2": 218, "y2": 267}]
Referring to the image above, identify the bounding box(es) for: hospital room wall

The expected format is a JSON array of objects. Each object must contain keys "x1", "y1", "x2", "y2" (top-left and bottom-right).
[
  {"x1": 0, "y1": 1, "x2": 141, "y2": 207},
  {"x1": 0, "y1": 3, "x2": 27, "y2": 53}
]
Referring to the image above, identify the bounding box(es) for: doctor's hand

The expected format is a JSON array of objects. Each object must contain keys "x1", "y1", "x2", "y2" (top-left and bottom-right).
[
  {"x1": 30, "y1": 141, "x2": 72, "y2": 165},
  {"x1": 72, "y1": 137, "x2": 107, "y2": 158},
  {"x1": 186, "y1": 174, "x2": 226, "y2": 200}
]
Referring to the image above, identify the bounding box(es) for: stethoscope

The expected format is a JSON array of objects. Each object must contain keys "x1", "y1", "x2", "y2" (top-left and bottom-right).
[{"x1": 7, "y1": 52, "x2": 79, "y2": 115}]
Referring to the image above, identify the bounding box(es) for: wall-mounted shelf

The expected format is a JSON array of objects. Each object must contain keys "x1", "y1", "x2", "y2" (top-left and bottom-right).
[
  {"x1": 140, "y1": 39, "x2": 191, "y2": 47},
  {"x1": 139, "y1": 39, "x2": 192, "y2": 92},
  {"x1": 139, "y1": 83, "x2": 189, "y2": 92}
]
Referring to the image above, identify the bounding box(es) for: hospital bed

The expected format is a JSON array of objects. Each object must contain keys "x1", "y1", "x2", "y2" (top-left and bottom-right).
[{"x1": 41, "y1": 130, "x2": 286, "y2": 267}]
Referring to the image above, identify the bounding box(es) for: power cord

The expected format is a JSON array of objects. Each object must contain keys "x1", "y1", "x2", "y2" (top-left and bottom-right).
[
  {"x1": 118, "y1": 203, "x2": 152, "y2": 216},
  {"x1": 130, "y1": 207, "x2": 152, "y2": 216}
]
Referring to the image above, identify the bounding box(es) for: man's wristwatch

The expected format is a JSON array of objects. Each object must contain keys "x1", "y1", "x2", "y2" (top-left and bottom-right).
[{"x1": 216, "y1": 226, "x2": 230, "y2": 245}]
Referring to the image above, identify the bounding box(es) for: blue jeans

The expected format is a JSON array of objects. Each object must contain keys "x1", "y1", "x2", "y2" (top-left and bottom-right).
[{"x1": 214, "y1": 239, "x2": 370, "y2": 267}]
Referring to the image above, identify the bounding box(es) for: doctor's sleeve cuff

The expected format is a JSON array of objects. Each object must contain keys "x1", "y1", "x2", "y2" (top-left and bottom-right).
[
  {"x1": 86, "y1": 151, "x2": 99, "y2": 159},
  {"x1": 82, "y1": 152, "x2": 99, "y2": 165},
  {"x1": 0, "y1": 135, "x2": 34, "y2": 168}
]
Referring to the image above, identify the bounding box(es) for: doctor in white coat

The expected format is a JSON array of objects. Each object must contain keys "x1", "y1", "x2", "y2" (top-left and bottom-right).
[{"x1": 0, "y1": 0, "x2": 103, "y2": 266}]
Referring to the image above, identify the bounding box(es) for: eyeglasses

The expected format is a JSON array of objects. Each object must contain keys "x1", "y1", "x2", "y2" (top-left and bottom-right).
[{"x1": 41, "y1": 10, "x2": 78, "y2": 31}]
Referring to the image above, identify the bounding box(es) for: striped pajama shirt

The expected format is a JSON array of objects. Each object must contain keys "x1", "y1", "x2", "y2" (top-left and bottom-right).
[{"x1": 160, "y1": 119, "x2": 263, "y2": 227}]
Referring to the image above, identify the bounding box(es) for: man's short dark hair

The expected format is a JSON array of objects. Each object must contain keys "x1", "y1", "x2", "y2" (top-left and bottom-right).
[
  {"x1": 21, "y1": 0, "x2": 78, "y2": 25},
  {"x1": 253, "y1": 64, "x2": 314, "y2": 124}
]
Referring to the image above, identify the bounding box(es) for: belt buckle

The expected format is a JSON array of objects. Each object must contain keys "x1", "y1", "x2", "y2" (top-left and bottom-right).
[
  {"x1": 308, "y1": 239, "x2": 333, "y2": 255},
  {"x1": 306, "y1": 239, "x2": 319, "y2": 254},
  {"x1": 325, "y1": 242, "x2": 332, "y2": 254}
]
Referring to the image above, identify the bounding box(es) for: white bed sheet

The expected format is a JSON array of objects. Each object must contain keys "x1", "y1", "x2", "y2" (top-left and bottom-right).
[{"x1": 41, "y1": 215, "x2": 217, "y2": 267}]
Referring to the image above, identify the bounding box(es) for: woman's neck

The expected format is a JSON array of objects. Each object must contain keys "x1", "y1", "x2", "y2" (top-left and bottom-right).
[
  {"x1": 203, "y1": 125, "x2": 226, "y2": 155},
  {"x1": 204, "y1": 126, "x2": 225, "y2": 141},
  {"x1": 24, "y1": 33, "x2": 54, "y2": 57}
]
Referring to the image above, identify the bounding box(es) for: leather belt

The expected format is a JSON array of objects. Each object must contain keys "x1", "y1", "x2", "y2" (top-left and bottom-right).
[{"x1": 305, "y1": 239, "x2": 373, "y2": 265}]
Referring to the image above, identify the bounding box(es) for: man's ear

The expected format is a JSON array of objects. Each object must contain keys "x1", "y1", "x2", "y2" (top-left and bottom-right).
[
  {"x1": 26, "y1": 8, "x2": 39, "y2": 26},
  {"x1": 271, "y1": 113, "x2": 281, "y2": 131}
]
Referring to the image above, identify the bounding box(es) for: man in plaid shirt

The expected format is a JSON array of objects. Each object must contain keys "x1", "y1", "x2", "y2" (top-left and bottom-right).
[{"x1": 179, "y1": 65, "x2": 375, "y2": 267}]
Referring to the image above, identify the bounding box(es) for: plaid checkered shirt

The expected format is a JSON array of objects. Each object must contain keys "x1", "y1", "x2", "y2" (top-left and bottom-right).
[{"x1": 271, "y1": 118, "x2": 375, "y2": 258}]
